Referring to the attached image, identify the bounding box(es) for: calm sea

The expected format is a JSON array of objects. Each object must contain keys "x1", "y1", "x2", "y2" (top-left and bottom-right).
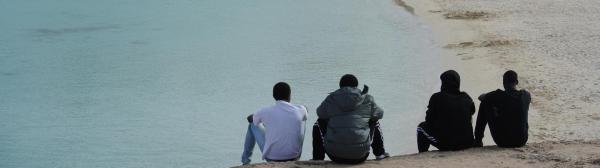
[{"x1": 0, "y1": 0, "x2": 442, "y2": 167}]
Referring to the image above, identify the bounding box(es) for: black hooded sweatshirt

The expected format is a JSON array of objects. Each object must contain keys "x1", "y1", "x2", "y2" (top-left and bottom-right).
[
  {"x1": 424, "y1": 70, "x2": 475, "y2": 150},
  {"x1": 475, "y1": 88, "x2": 531, "y2": 147}
]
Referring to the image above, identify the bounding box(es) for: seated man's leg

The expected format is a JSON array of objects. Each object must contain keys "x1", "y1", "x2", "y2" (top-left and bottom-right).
[
  {"x1": 490, "y1": 123, "x2": 527, "y2": 148},
  {"x1": 241, "y1": 123, "x2": 266, "y2": 165},
  {"x1": 417, "y1": 122, "x2": 438, "y2": 153},
  {"x1": 312, "y1": 119, "x2": 327, "y2": 160},
  {"x1": 370, "y1": 120, "x2": 388, "y2": 159}
]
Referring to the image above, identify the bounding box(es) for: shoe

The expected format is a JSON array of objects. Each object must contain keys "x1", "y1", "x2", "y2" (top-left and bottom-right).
[{"x1": 375, "y1": 152, "x2": 390, "y2": 160}]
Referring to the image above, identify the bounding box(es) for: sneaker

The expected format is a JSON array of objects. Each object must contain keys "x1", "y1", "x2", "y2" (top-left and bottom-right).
[{"x1": 375, "y1": 152, "x2": 390, "y2": 160}]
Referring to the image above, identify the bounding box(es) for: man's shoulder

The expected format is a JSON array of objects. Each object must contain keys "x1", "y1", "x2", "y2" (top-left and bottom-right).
[
  {"x1": 273, "y1": 102, "x2": 308, "y2": 114},
  {"x1": 518, "y1": 90, "x2": 531, "y2": 102},
  {"x1": 459, "y1": 91, "x2": 473, "y2": 100},
  {"x1": 491, "y1": 89, "x2": 504, "y2": 94},
  {"x1": 428, "y1": 92, "x2": 443, "y2": 104},
  {"x1": 434, "y1": 91, "x2": 473, "y2": 102},
  {"x1": 290, "y1": 104, "x2": 308, "y2": 113},
  {"x1": 484, "y1": 89, "x2": 503, "y2": 98},
  {"x1": 430, "y1": 92, "x2": 443, "y2": 99},
  {"x1": 290, "y1": 103, "x2": 305, "y2": 109},
  {"x1": 520, "y1": 89, "x2": 531, "y2": 96},
  {"x1": 255, "y1": 104, "x2": 277, "y2": 115}
]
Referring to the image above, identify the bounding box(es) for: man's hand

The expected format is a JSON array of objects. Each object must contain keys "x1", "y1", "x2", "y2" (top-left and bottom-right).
[
  {"x1": 478, "y1": 93, "x2": 487, "y2": 101},
  {"x1": 361, "y1": 85, "x2": 369, "y2": 95},
  {"x1": 246, "y1": 114, "x2": 253, "y2": 123},
  {"x1": 368, "y1": 119, "x2": 378, "y2": 127}
]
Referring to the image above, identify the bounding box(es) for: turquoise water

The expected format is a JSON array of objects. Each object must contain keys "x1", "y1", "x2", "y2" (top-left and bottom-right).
[{"x1": 0, "y1": 0, "x2": 441, "y2": 167}]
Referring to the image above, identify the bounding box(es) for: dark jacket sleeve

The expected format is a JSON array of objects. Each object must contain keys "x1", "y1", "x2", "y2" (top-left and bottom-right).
[
  {"x1": 368, "y1": 95, "x2": 384, "y2": 120},
  {"x1": 317, "y1": 95, "x2": 332, "y2": 119},
  {"x1": 425, "y1": 94, "x2": 437, "y2": 125},
  {"x1": 522, "y1": 91, "x2": 531, "y2": 129},
  {"x1": 474, "y1": 94, "x2": 488, "y2": 141},
  {"x1": 465, "y1": 92, "x2": 475, "y2": 116}
]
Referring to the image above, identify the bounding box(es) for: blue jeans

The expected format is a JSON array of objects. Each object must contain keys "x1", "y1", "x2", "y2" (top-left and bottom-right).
[{"x1": 241, "y1": 123, "x2": 265, "y2": 165}]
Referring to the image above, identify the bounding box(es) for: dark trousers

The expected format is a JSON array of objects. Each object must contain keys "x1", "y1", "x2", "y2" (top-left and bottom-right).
[
  {"x1": 490, "y1": 127, "x2": 528, "y2": 148},
  {"x1": 417, "y1": 122, "x2": 439, "y2": 153},
  {"x1": 417, "y1": 122, "x2": 475, "y2": 152},
  {"x1": 312, "y1": 119, "x2": 386, "y2": 163}
]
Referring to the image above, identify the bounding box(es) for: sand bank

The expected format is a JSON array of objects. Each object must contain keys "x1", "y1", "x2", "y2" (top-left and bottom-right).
[
  {"x1": 236, "y1": 140, "x2": 600, "y2": 168},
  {"x1": 238, "y1": 0, "x2": 600, "y2": 167}
]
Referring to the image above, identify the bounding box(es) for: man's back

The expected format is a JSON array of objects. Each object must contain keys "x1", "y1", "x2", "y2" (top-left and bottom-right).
[
  {"x1": 253, "y1": 101, "x2": 307, "y2": 160},
  {"x1": 476, "y1": 89, "x2": 530, "y2": 147},
  {"x1": 316, "y1": 87, "x2": 383, "y2": 159},
  {"x1": 425, "y1": 91, "x2": 475, "y2": 150}
]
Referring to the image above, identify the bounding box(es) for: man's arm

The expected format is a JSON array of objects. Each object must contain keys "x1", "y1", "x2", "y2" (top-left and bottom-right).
[
  {"x1": 425, "y1": 95, "x2": 436, "y2": 124},
  {"x1": 252, "y1": 110, "x2": 263, "y2": 126},
  {"x1": 369, "y1": 95, "x2": 383, "y2": 120},
  {"x1": 473, "y1": 96, "x2": 488, "y2": 147},
  {"x1": 316, "y1": 96, "x2": 331, "y2": 119},
  {"x1": 301, "y1": 105, "x2": 308, "y2": 121},
  {"x1": 523, "y1": 91, "x2": 531, "y2": 129}
]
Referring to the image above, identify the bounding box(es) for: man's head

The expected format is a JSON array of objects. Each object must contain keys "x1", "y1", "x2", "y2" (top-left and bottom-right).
[
  {"x1": 440, "y1": 70, "x2": 460, "y2": 94},
  {"x1": 339, "y1": 74, "x2": 359, "y2": 88},
  {"x1": 273, "y1": 82, "x2": 291, "y2": 102},
  {"x1": 503, "y1": 70, "x2": 519, "y2": 90}
]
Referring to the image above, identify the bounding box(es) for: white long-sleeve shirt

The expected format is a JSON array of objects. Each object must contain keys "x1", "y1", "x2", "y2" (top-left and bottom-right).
[{"x1": 253, "y1": 101, "x2": 307, "y2": 160}]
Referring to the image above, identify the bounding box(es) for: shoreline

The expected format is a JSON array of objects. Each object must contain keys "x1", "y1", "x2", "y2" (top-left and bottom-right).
[{"x1": 239, "y1": 0, "x2": 600, "y2": 167}]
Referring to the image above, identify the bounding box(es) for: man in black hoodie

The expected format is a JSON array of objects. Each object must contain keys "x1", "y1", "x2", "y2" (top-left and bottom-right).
[
  {"x1": 417, "y1": 70, "x2": 475, "y2": 152},
  {"x1": 473, "y1": 70, "x2": 531, "y2": 148}
]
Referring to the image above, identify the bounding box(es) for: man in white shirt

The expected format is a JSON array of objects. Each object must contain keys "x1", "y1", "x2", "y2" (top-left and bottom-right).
[{"x1": 241, "y1": 82, "x2": 308, "y2": 165}]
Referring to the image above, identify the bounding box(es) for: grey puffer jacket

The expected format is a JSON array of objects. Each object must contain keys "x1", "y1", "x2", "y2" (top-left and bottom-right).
[{"x1": 316, "y1": 87, "x2": 384, "y2": 159}]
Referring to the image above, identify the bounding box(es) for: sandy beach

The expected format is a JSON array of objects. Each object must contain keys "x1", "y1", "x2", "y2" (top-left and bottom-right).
[
  {"x1": 237, "y1": 140, "x2": 600, "y2": 168},
  {"x1": 409, "y1": 0, "x2": 600, "y2": 142},
  {"x1": 239, "y1": 0, "x2": 600, "y2": 167}
]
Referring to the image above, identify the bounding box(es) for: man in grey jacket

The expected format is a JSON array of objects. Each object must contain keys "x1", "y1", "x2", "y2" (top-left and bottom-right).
[{"x1": 312, "y1": 74, "x2": 389, "y2": 164}]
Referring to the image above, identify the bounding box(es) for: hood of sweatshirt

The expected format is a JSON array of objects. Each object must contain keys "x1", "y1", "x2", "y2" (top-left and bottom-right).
[
  {"x1": 440, "y1": 70, "x2": 461, "y2": 95},
  {"x1": 328, "y1": 87, "x2": 365, "y2": 112}
]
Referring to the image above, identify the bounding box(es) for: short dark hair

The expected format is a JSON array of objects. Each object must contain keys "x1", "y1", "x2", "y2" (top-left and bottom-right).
[
  {"x1": 503, "y1": 70, "x2": 519, "y2": 85},
  {"x1": 273, "y1": 82, "x2": 291, "y2": 101},
  {"x1": 339, "y1": 74, "x2": 358, "y2": 88}
]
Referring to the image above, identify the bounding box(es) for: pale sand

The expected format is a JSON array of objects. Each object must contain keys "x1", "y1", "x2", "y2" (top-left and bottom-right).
[
  {"x1": 408, "y1": 0, "x2": 600, "y2": 142},
  {"x1": 238, "y1": 0, "x2": 600, "y2": 167}
]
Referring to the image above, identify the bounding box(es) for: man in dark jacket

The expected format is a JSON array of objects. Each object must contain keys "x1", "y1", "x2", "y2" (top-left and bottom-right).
[
  {"x1": 417, "y1": 70, "x2": 475, "y2": 152},
  {"x1": 473, "y1": 70, "x2": 531, "y2": 148},
  {"x1": 312, "y1": 74, "x2": 389, "y2": 164}
]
